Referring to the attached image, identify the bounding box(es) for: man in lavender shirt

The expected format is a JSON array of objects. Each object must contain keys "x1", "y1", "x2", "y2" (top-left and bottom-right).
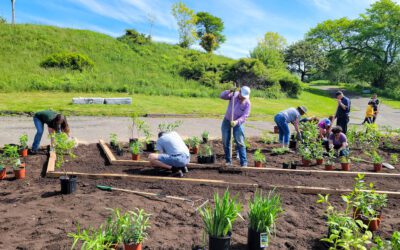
[{"x1": 220, "y1": 86, "x2": 251, "y2": 167}]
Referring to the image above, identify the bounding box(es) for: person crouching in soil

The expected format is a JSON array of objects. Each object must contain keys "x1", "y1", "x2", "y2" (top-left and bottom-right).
[
  {"x1": 328, "y1": 126, "x2": 349, "y2": 157},
  {"x1": 274, "y1": 106, "x2": 307, "y2": 148},
  {"x1": 31, "y1": 110, "x2": 70, "y2": 154},
  {"x1": 220, "y1": 86, "x2": 251, "y2": 167},
  {"x1": 149, "y1": 131, "x2": 190, "y2": 177},
  {"x1": 318, "y1": 116, "x2": 334, "y2": 139}
]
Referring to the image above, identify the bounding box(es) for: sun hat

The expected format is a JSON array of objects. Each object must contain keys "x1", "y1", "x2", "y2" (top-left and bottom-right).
[
  {"x1": 240, "y1": 86, "x2": 251, "y2": 99},
  {"x1": 298, "y1": 106, "x2": 307, "y2": 114}
]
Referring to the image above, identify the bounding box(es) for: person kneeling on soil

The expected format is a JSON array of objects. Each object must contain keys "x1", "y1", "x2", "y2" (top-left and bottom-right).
[
  {"x1": 220, "y1": 86, "x2": 251, "y2": 167},
  {"x1": 31, "y1": 110, "x2": 70, "y2": 154},
  {"x1": 274, "y1": 106, "x2": 307, "y2": 148},
  {"x1": 318, "y1": 116, "x2": 334, "y2": 139},
  {"x1": 328, "y1": 126, "x2": 349, "y2": 157},
  {"x1": 149, "y1": 131, "x2": 190, "y2": 177}
]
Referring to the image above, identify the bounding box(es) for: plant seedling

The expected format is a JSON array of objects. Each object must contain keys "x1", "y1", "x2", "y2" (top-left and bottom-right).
[
  {"x1": 324, "y1": 149, "x2": 336, "y2": 165},
  {"x1": 199, "y1": 190, "x2": 242, "y2": 238},
  {"x1": 130, "y1": 140, "x2": 142, "y2": 155},
  {"x1": 253, "y1": 149, "x2": 266, "y2": 163},
  {"x1": 123, "y1": 209, "x2": 151, "y2": 246},
  {"x1": 370, "y1": 151, "x2": 383, "y2": 164},
  {"x1": 109, "y1": 133, "x2": 118, "y2": 147},
  {"x1": 261, "y1": 132, "x2": 277, "y2": 144},
  {"x1": 298, "y1": 144, "x2": 312, "y2": 160},
  {"x1": 248, "y1": 190, "x2": 283, "y2": 236},
  {"x1": 157, "y1": 120, "x2": 183, "y2": 133},
  {"x1": 3, "y1": 144, "x2": 21, "y2": 169},
  {"x1": 271, "y1": 147, "x2": 290, "y2": 155},
  {"x1": 390, "y1": 154, "x2": 398, "y2": 165},
  {"x1": 19, "y1": 133, "x2": 28, "y2": 149},
  {"x1": 52, "y1": 132, "x2": 76, "y2": 172},
  {"x1": 189, "y1": 136, "x2": 201, "y2": 148},
  {"x1": 201, "y1": 130, "x2": 209, "y2": 140}
]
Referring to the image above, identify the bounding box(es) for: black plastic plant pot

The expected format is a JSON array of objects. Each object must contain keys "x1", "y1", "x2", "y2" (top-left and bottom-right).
[
  {"x1": 116, "y1": 147, "x2": 124, "y2": 156},
  {"x1": 282, "y1": 163, "x2": 289, "y2": 169},
  {"x1": 209, "y1": 235, "x2": 231, "y2": 250},
  {"x1": 206, "y1": 155, "x2": 216, "y2": 164},
  {"x1": 291, "y1": 162, "x2": 297, "y2": 169},
  {"x1": 202, "y1": 137, "x2": 208, "y2": 144},
  {"x1": 146, "y1": 141, "x2": 156, "y2": 152},
  {"x1": 60, "y1": 175, "x2": 77, "y2": 194},
  {"x1": 248, "y1": 228, "x2": 268, "y2": 250},
  {"x1": 197, "y1": 156, "x2": 207, "y2": 164}
]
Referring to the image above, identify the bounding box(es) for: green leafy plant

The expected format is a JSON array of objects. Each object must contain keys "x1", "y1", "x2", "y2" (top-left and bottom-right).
[
  {"x1": 390, "y1": 154, "x2": 398, "y2": 165},
  {"x1": 261, "y1": 132, "x2": 277, "y2": 144},
  {"x1": 325, "y1": 149, "x2": 336, "y2": 165},
  {"x1": 271, "y1": 147, "x2": 289, "y2": 155},
  {"x1": 3, "y1": 144, "x2": 21, "y2": 168},
  {"x1": 340, "y1": 155, "x2": 351, "y2": 164},
  {"x1": 130, "y1": 140, "x2": 141, "y2": 155},
  {"x1": 122, "y1": 208, "x2": 151, "y2": 245},
  {"x1": 199, "y1": 190, "x2": 243, "y2": 238},
  {"x1": 69, "y1": 224, "x2": 113, "y2": 250},
  {"x1": 157, "y1": 120, "x2": 183, "y2": 132},
  {"x1": 109, "y1": 133, "x2": 118, "y2": 147},
  {"x1": 189, "y1": 136, "x2": 201, "y2": 148},
  {"x1": 248, "y1": 190, "x2": 283, "y2": 235},
  {"x1": 371, "y1": 231, "x2": 400, "y2": 250},
  {"x1": 200, "y1": 144, "x2": 213, "y2": 157},
  {"x1": 253, "y1": 149, "x2": 266, "y2": 163},
  {"x1": 52, "y1": 132, "x2": 76, "y2": 170},
  {"x1": 201, "y1": 130, "x2": 209, "y2": 140},
  {"x1": 311, "y1": 143, "x2": 324, "y2": 160},
  {"x1": 19, "y1": 133, "x2": 28, "y2": 149},
  {"x1": 41, "y1": 52, "x2": 94, "y2": 71},
  {"x1": 370, "y1": 151, "x2": 383, "y2": 164},
  {"x1": 298, "y1": 144, "x2": 313, "y2": 160}
]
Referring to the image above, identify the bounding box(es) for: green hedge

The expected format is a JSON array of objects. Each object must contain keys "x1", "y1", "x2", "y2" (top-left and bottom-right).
[{"x1": 41, "y1": 52, "x2": 94, "y2": 71}]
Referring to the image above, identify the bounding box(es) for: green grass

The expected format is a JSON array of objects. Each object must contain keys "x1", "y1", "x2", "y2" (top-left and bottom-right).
[
  {"x1": 0, "y1": 23, "x2": 232, "y2": 97},
  {"x1": 0, "y1": 90, "x2": 337, "y2": 120}
]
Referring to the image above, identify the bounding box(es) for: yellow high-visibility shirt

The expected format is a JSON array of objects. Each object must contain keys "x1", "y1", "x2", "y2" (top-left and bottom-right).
[{"x1": 365, "y1": 105, "x2": 374, "y2": 118}]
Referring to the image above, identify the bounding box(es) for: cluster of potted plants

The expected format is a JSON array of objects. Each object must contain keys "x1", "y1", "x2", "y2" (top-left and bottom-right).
[
  {"x1": 52, "y1": 132, "x2": 77, "y2": 194},
  {"x1": 197, "y1": 144, "x2": 215, "y2": 164},
  {"x1": 199, "y1": 189, "x2": 283, "y2": 250},
  {"x1": 253, "y1": 149, "x2": 266, "y2": 168},
  {"x1": 0, "y1": 144, "x2": 25, "y2": 180},
  {"x1": 185, "y1": 136, "x2": 201, "y2": 154},
  {"x1": 318, "y1": 174, "x2": 388, "y2": 249},
  {"x1": 70, "y1": 208, "x2": 150, "y2": 250}
]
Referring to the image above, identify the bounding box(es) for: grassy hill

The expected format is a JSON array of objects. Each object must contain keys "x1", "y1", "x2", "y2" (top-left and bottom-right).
[{"x1": 0, "y1": 24, "x2": 233, "y2": 97}]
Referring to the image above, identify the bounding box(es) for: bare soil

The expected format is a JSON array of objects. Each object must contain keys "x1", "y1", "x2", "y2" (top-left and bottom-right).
[{"x1": 0, "y1": 141, "x2": 399, "y2": 250}]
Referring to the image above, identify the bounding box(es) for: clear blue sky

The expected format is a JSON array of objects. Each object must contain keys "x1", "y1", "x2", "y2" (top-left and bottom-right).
[{"x1": 0, "y1": 0, "x2": 381, "y2": 58}]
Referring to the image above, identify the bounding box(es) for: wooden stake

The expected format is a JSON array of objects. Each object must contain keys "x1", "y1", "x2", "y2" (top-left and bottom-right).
[
  {"x1": 46, "y1": 151, "x2": 56, "y2": 173},
  {"x1": 99, "y1": 139, "x2": 116, "y2": 163}
]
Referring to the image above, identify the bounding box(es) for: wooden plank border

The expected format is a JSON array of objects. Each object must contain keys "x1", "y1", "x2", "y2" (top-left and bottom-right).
[
  {"x1": 46, "y1": 151, "x2": 56, "y2": 174},
  {"x1": 99, "y1": 140, "x2": 400, "y2": 178}
]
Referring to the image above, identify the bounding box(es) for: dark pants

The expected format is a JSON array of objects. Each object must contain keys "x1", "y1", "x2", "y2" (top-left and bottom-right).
[
  {"x1": 337, "y1": 115, "x2": 349, "y2": 134},
  {"x1": 362, "y1": 117, "x2": 373, "y2": 124}
]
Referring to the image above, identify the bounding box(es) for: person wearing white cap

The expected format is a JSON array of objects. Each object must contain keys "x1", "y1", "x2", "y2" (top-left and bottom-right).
[
  {"x1": 220, "y1": 86, "x2": 251, "y2": 167},
  {"x1": 274, "y1": 106, "x2": 307, "y2": 148}
]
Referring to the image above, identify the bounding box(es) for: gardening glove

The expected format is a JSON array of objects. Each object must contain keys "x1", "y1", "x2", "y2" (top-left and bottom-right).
[{"x1": 231, "y1": 120, "x2": 238, "y2": 127}]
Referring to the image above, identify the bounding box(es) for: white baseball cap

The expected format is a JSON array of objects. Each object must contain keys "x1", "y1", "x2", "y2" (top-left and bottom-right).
[{"x1": 240, "y1": 86, "x2": 251, "y2": 99}]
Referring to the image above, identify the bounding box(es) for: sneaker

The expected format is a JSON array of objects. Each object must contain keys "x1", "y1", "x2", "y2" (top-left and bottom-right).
[
  {"x1": 182, "y1": 166, "x2": 189, "y2": 173},
  {"x1": 171, "y1": 170, "x2": 183, "y2": 178},
  {"x1": 241, "y1": 164, "x2": 248, "y2": 168},
  {"x1": 224, "y1": 162, "x2": 232, "y2": 167}
]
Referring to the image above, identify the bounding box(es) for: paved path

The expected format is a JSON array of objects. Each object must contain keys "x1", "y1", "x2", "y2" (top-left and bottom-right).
[
  {"x1": 0, "y1": 116, "x2": 274, "y2": 146},
  {"x1": 312, "y1": 86, "x2": 399, "y2": 127},
  {"x1": 1, "y1": 87, "x2": 398, "y2": 146}
]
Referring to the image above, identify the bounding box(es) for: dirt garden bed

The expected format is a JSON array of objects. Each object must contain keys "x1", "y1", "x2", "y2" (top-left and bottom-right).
[{"x1": 1, "y1": 141, "x2": 399, "y2": 249}]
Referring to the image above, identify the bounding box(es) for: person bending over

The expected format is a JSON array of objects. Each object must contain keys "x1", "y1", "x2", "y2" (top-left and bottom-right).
[
  {"x1": 32, "y1": 110, "x2": 70, "y2": 154},
  {"x1": 149, "y1": 131, "x2": 190, "y2": 177},
  {"x1": 274, "y1": 106, "x2": 307, "y2": 148},
  {"x1": 318, "y1": 116, "x2": 334, "y2": 139}
]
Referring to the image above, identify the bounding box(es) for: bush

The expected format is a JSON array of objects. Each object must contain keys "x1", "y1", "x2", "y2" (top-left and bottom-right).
[
  {"x1": 41, "y1": 52, "x2": 94, "y2": 71},
  {"x1": 0, "y1": 16, "x2": 6, "y2": 24},
  {"x1": 118, "y1": 29, "x2": 151, "y2": 45},
  {"x1": 222, "y1": 58, "x2": 270, "y2": 88},
  {"x1": 268, "y1": 69, "x2": 302, "y2": 97}
]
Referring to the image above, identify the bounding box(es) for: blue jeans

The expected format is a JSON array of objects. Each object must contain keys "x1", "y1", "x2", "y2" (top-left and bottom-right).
[
  {"x1": 274, "y1": 114, "x2": 290, "y2": 145},
  {"x1": 158, "y1": 153, "x2": 190, "y2": 168},
  {"x1": 32, "y1": 117, "x2": 44, "y2": 151},
  {"x1": 221, "y1": 119, "x2": 247, "y2": 166}
]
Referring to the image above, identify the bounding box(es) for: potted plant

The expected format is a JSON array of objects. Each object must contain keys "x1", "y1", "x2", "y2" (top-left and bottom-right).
[
  {"x1": 110, "y1": 133, "x2": 118, "y2": 149},
  {"x1": 370, "y1": 151, "x2": 383, "y2": 172},
  {"x1": 198, "y1": 145, "x2": 215, "y2": 164},
  {"x1": 0, "y1": 154, "x2": 7, "y2": 180},
  {"x1": 197, "y1": 147, "x2": 207, "y2": 164},
  {"x1": 199, "y1": 190, "x2": 242, "y2": 250},
  {"x1": 69, "y1": 224, "x2": 114, "y2": 250},
  {"x1": 116, "y1": 143, "x2": 124, "y2": 156},
  {"x1": 143, "y1": 128, "x2": 155, "y2": 152},
  {"x1": 19, "y1": 133, "x2": 28, "y2": 157},
  {"x1": 298, "y1": 145, "x2": 312, "y2": 167},
  {"x1": 122, "y1": 209, "x2": 151, "y2": 250},
  {"x1": 313, "y1": 144, "x2": 324, "y2": 165},
  {"x1": 202, "y1": 130, "x2": 209, "y2": 144},
  {"x1": 340, "y1": 155, "x2": 351, "y2": 171},
  {"x1": 130, "y1": 140, "x2": 141, "y2": 161},
  {"x1": 248, "y1": 190, "x2": 283, "y2": 250},
  {"x1": 253, "y1": 149, "x2": 265, "y2": 168},
  {"x1": 52, "y1": 132, "x2": 77, "y2": 194},
  {"x1": 261, "y1": 132, "x2": 276, "y2": 145},
  {"x1": 324, "y1": 150, "x2": 335, "y2": 171},
  {"x1": 189, "y1": 136, "x2": 201, "y2": 154},
  {"x1": 3, "y1": 144, "x2": 24, "y2": 179}
]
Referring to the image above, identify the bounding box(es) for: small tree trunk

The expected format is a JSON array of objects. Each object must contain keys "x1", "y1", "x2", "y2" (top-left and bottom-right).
[
  {"x1": 11, "y1": 0, "x2": 16, "y2": 24},
  {"x1": 301, "y1": 71, "x2": 306, "y2": 82},
  {"x1": 372, "y1": 72, "x2": 386, "y2": 89}
]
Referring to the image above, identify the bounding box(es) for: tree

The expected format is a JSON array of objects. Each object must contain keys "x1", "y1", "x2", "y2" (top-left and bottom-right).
[
  {"x1": 250, "y1": 32, "x2": 287, "y2": 69},
  {"x1": 307, "y1": 0, "x2": 400, "y2": 88},
  {"x1": 0, "y1": 16, "x2": 6, "y2": 24},
  {"x1": 171, "y1": 1, "x2": 198, "y2": 48},
  {"x1": 196, "y1": 12, "x2": 226, "y2": 53},
  {"x1": 285, "y1": 39, "x2": 327, "y2": 82},
  {"x1": 11, "y1": 0, "x2": 15, "y2": 24}
]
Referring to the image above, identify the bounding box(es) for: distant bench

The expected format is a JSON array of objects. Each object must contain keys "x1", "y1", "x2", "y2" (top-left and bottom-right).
[{"x1": 72, "y1": 97, "x2": 132, "y2": 105}]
